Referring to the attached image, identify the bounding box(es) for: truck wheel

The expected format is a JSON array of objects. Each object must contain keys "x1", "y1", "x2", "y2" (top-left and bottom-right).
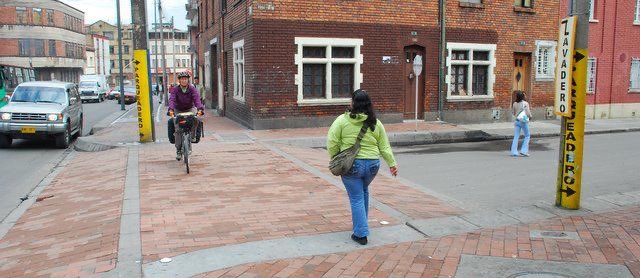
[
  {"x1": 0, "y1": 134, "x2": 12, "y2": 148},
  {"x1": 55, "y1": 125, "x2": 71, "y2": 149}
]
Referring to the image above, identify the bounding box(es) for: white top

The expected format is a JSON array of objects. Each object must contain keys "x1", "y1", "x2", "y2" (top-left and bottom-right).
[{"x1": 512, "y1": 101, "x2": 532, "y2": 118}]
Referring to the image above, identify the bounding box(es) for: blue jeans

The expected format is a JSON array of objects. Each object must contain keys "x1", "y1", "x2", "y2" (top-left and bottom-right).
[
  {"x1": 341, "y1": 159, "x2": 380, "y2": 238},
  {"x1": 511, "y1": 120, "x2": 530, "y2": 155}
]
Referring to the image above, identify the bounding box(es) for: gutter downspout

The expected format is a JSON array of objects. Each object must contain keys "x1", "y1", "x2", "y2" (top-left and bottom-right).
[
  {"x1": 607, "y1": 0, "x2": 618, "y2": 119},
  {"x1": 438, "y1": 0, "x2": 446, "y2": 121}
]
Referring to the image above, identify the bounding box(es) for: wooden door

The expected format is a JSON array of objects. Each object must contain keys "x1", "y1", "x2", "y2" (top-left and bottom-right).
[
  {"x1": 513, "y1": 53, "x2": 531, "y2": 92},
  {"x1": 404, "y1": 46, "x2": 425, "y2": 119}
]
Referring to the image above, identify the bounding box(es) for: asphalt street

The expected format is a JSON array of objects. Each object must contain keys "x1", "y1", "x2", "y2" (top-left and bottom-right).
[
  {"x1": 0, "y1": 99, "x2": 125, "y2": 222},
  {"x1": 394, "y1": 132, "x2": 639, "y2": 212}
]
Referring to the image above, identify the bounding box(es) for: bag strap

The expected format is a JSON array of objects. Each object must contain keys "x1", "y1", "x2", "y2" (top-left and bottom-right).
[{"x1": 353, "y1": 123, "x2": 368, "y2": 149}]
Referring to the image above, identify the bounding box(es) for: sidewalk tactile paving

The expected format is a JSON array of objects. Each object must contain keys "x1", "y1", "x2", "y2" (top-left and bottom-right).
[
  {"x1": 0, "y1": 148, "x2": 128, "y2": 277},
  {"x1": 138, "y1": 142, "x2": 397, "y2": 263}
]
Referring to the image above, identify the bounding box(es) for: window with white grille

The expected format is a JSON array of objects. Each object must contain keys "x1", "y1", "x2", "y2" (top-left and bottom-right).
[
  {"x1": 631, "y1": 59, "x2": 640, "y2": 91},
  {"x1": 446, "y1": 42, "x2": 496, "y2": 100},
  {"x1": 233, "y1": 40, "x2": 245, "y2": 101},
  {"x1": 636, "y1": 0, "x2": 640, "y2": 23},
  {"x1": 535, "y1": 41, "x2": 556, "y2": 80},
  {"x1": 587, "y1": 58, "x2": 597, "y2": 93}
]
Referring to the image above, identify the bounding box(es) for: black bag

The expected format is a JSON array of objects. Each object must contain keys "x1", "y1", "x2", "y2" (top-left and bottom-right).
[
  {"x1": 329, "y1": 124, "x2": 368, "y2": 176},
  {"x1": 168, "y1": 118, "x2": 175, "y2": 144}
]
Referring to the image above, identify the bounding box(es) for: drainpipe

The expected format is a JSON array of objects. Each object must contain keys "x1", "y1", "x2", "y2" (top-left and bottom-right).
[
  {"x1": 438, "y1": 0, "x2": 446, "y2": 121},
  {"x1": 607, "y1": 0, "x2": 618, "y2": 119}
]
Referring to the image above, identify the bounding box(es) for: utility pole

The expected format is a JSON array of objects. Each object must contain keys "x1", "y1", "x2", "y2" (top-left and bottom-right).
[
  {"x1": 116, "y1": 0, "x2": 125, "y2": 111},
  {"x1": 131, "y1": 0, "x2": 155, "y2": 142},
  {"x1": 438, "y1": 0, "x2": 446, "y2": 121},
  {"x1": 172, "y1": 16, "x2": 176, "y2": 83},
  {"x1": 159, "y1": 0, "x2": 168, "y2": 106},
  {"x1": 555, "y1": 0, "x2": 589, "y2": 209}
]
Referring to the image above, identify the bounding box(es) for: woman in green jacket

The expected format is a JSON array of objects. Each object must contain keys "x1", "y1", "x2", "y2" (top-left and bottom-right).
[{"x1": 327, "y1": 89, "x2": 398, "y2": 245}]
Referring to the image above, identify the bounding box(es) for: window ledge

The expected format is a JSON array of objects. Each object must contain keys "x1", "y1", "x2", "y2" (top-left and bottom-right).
[
  {"x1": 634, "y1": 21, "x2": 640, "y2": 26},
  {"x1": 629, "y1": 89, "x2": 640, "y2": 93},
  {"x1": 233, "y1": 96, "x2": 245, "y2": 103},
  {"x1": 535, "y1": 77, "x2": 554, "y2": 82},
  {"x1": 459, "y1": 2, "x2": 484, "y2": 9},
  {"x1": 589, "y1": 19, "x2": 599, "y2": 23},
  {"x1": 513, "y1": 6, "x2": 535, "y2": 14},
  {"x1": 447, "y1": 96, "x2": 495, "y2": 102},
  {"x1": 298, "y1": 99, "x2": 351, "y2": 106}
]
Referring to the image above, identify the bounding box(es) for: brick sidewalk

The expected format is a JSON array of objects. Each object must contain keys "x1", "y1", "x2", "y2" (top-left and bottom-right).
[
  {"x1": 0, "y1": 149, "x2": 129, "y2": 277},
  {"x1": 194, "y1": 206, "x2": 640, "y2": 277}
]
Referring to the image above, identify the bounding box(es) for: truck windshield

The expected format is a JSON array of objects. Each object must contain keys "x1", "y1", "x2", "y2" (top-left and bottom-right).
[
  {"x1": 11, "y1": 86, "x2": 66, "y2": 104},
  {"x1": 79, "y1": 81, "x2": 96, "y2": 87}
]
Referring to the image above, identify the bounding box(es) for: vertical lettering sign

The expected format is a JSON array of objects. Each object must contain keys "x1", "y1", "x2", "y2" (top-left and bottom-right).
[
  {"x1": 557, "y1": 48, "x2": 587, "y2": 209},
  {"x1": 133, "y1": 50, "x2": 153, "y2": 142},
  {"x1": 555, "y1": 16, "x2": 577, "y2": 117}
]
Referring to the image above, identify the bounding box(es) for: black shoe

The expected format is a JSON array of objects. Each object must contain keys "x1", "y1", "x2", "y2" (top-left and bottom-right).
[
  {"x1": 176, "y1": 150, "x2": 182, "y2": 161},
  {"x1": 351, "y1": 234, "x2": 367, "y2": 245}
]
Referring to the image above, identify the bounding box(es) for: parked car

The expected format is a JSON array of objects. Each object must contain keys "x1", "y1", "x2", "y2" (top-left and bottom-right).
[
  {"x1": 0, "y1": 81, "x2": 83, "y2": 148},
  {"x1": 117, "y1": 86, "x2": 137, "y2": 105}
]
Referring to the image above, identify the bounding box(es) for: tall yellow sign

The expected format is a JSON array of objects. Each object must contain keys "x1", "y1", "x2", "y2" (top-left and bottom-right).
[
  {"x1": 556, "y1": 48, "x2": 587, "y2": 209},
  {"x1": 133, "y1": 50, "x2": 154, "y2": 142},
  {"x1": 555, "y1": 16, "x2": 577, "y2": 117}
]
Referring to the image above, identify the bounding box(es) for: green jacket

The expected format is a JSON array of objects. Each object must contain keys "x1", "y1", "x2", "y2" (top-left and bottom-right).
[{"x1": 327, "y1": 112, "x2": 397, "y2": 167}]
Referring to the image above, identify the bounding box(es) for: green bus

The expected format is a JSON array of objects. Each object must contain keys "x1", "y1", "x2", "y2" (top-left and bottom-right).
[{"x1": 0, "y1": 66, "x2": 6, "y2": 108}]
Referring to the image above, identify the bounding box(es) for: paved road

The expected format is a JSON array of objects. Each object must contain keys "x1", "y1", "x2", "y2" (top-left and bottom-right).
[
  {"x1": 0, "y1": 99, "x2": 124, "y2": 221},
  {"x1": 394, "y1": 132, "x2": 639, "y2": 212}
]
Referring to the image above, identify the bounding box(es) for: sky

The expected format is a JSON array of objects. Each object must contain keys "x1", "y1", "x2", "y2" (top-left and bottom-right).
[{"x1": 63, "y1": 0, "x2": 189, "y2": 30}]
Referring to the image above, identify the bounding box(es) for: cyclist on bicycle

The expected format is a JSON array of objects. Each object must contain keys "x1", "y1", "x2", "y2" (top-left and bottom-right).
[{"x1": 168, "y1": 71, "x2": 204, "y2": 160}]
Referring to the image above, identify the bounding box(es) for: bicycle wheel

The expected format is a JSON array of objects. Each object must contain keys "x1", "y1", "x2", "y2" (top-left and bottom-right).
[{"x1": 183, "y1": 132, "x2": 190, "y2": 173}]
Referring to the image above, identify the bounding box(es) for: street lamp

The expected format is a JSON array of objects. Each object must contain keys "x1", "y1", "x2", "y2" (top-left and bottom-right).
[{"x1": 412, "y1": 55, "x2": 423, "y2": 130}]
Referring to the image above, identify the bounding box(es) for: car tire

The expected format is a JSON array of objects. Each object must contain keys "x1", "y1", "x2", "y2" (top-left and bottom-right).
[
  {"x1": 55, "y1": 125, "x2": 71, "y2": 149},
  {"x1": 75, "y1": 117, "x2": 83, "y2": 138},
  {"x1": 0, "y1": 134, "x2": 12, "y2": 148}
]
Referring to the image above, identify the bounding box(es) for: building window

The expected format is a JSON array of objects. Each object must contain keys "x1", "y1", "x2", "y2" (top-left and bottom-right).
[
  {"x1": 535, "y1": 40, "x2": 556, "y2": 80},
  {"x1": 110, "y1": 46, "x2": 115, "y2": 54},
  {"x1": 49, "y1": 40, "x2": 56, "y2": 56},
  {"x1": 124, "y1": 46, "x2": 130, "y2": 54},
  {"x1": 103, "y1": 31, "x2": 114, "y2": 40},
  {"x1": 589, "y1": 0, "x2": 596, "y2": 20},
  {"x1": 587, "y1": 58, "x2": 597, "y2": 93},
  {"x1": 631, "y1": 59, "x2": 640, "y2": 91},
  {"x1": 19, "y1": 39, "x2": 30, "y2": 56},
  {"x1": 294, "y1": 37, "x2": 363, "y2": 105},
  {"x1": 635, "y1": 0, "x2": 640, "y2": 23},
  {"x1": 16, "y1": 7, "x2": 28, "y2": 24},
  {"x1": 233, "y1": 40, "x2": 245, "y2": 101},
  {"x1": 446, "y1": 42, "x2": 496, "y2": 100},
  {"x1": 514, "y1": 0, "x2": 532, "y2": 8},
  {"x1": 461, "y1": 0, "x2": 482, "y2": 3},
  {"x1": 34, "y1": 39, "x2": 44, "y2": 56},
  {"x1": 46, "y1": 9, "x2": 54, "y2": 26},
  {"x1": 32, "y1": 8, "x2": 42, "y2": 25}
]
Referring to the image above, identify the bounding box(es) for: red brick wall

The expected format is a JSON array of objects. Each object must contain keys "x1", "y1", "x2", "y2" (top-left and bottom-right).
[
  {"x1": 0, "y1": 7, "x2": 17, "y2": 25},
  {"x1": 0, "y1": 39, "x2": 18, "y2": 56},
  {"x1": 560, "y1": 0, "x2": 640, "y2": 106}
]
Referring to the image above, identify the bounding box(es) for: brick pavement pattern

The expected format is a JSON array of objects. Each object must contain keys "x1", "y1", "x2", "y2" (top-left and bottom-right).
[
  {"x1": 0, "y1": 148, "x2": 128, "y2": 277},
  {"x1": 196, "y1": 206, "x2": 640, "y2": 277}
]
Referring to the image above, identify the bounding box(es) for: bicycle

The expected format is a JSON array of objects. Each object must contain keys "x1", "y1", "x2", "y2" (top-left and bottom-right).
[{"x1": 174, "y1": 112, "x2": 203, "y2": 173}]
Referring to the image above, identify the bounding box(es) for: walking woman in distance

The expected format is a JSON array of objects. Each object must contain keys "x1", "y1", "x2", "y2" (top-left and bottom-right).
[
  {"x1": 511, "y1": 91, "x2": 532, "y2": 157},
  {"x1": 327, "y1": 89, "x2": 398, "y2": 245}
]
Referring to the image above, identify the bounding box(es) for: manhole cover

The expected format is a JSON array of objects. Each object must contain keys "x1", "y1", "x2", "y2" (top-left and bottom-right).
[
  {"x1": 509, "y1": 272, "x2": 575, "y2": 278},
  {"x1": 540, "y1": 231, "x2": 567, "y2": 237}
]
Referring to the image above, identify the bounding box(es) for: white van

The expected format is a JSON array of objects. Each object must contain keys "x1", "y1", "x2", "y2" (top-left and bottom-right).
[{"x1": 79, "y1": 75, "x2": 108, "y2": 102}]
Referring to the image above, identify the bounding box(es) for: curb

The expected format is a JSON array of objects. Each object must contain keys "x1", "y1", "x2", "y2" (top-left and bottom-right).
[{"x1": 75, "y1": 107, "x2": 134, "y2": 152}]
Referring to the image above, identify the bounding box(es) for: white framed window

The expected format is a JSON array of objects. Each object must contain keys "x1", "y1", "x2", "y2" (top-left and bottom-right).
[
  {"x1": 294, "y1": 37, "x2": 363, "y2": 106},
  {"x1": 233, "y1": 39, "x2": 245, "y2": 101},
  {"x1": 587, "y1": 58, "x2": 597, "y2": 94},
  {"x1": 631, "y1": 59, "x2": 640, "y2": 91},
  {"x1": 446, "y1": 42, "x2": 496, "y2": 101},
  {"x1": 535, "y1": 40, "x2": 557, "y2": 80},
  {"x1": 589, "y1": 0, "x2": 595, "y2": 21},
  {"x1": 635, "y1": 0, "x2": 640, "y2": 24}
]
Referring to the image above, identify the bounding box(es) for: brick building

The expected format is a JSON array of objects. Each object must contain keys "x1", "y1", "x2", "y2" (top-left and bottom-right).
[
  {"x1": 0, "y1": 0, "x2": 85, "y2": 84},
  {"x1": 189, "y1": 1, "x2": 560, "y2": 129},
  {"x1": 560, "y1": 0, "x2": 640, "y2": 119},
  {"x1": 86, "y1": 21, "x2": 134, "y2": 84},
  {"x1": 84, "y1": 34, "x2": 111, "y2": 77}
]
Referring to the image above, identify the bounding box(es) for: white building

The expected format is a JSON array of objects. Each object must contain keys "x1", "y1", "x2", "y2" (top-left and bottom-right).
[
  {"x1": 148, "y1": 26, "x2": 191, "y2": 85},
  {"x1": 84, "y1": 34, "x2": 110, "y2": 76}
]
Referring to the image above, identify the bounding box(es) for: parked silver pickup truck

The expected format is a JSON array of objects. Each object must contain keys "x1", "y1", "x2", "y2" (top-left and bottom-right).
[{"x1": 0, "y1": 81, "x2": 83, "y2": 148}]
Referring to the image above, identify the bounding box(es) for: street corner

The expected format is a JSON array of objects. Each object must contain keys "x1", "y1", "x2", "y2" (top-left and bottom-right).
[{"x1": 0, "y1": 148, "x2": 129, "y2": 277}]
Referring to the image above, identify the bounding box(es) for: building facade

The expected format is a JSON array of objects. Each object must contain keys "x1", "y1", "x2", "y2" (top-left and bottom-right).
[
  {"x1": 190, "y1": 1, "x2": 560, "y2": 129},
  {"x1": 561, "y1": 0, "x2": 640, "y2": 119},
  {"x1": 86, "y1": 21, "x2": 134, "y2": 84},
  {"x1": 84, "y1": 34, "x2": 111, "y2": 77},
  {"x1": 149, "y1": 27, "x2": 192, "y2": 86},
  {"x1": 0, "y1": 0, "x2": 85, "y2": 84}
]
